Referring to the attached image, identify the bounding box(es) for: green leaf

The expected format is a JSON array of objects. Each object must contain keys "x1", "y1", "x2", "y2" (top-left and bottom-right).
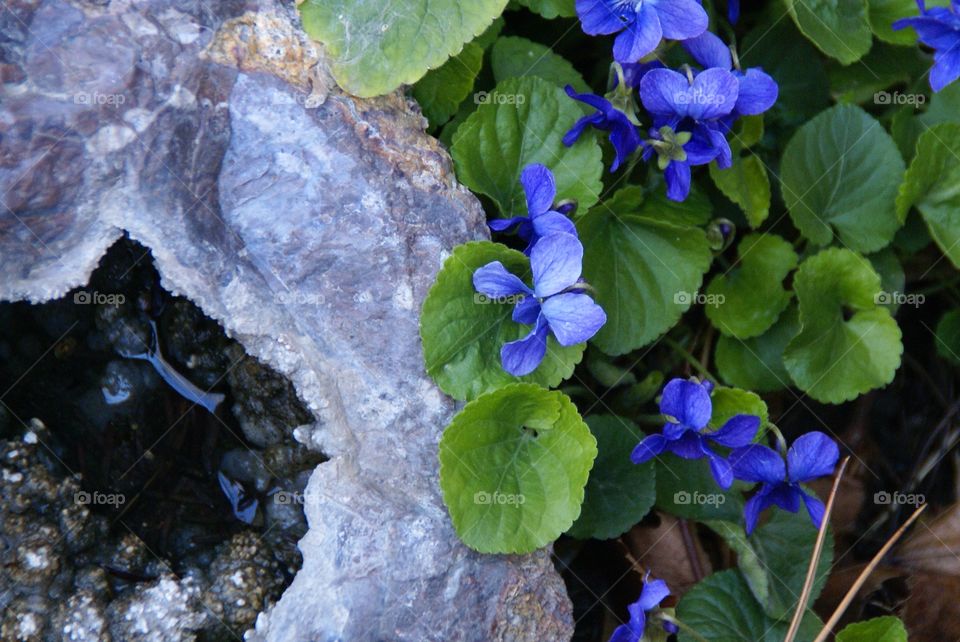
[
  {"x1": 704, "y1": 520, "x2": 770, "y2": 609},
  {"x1": 784, "y1": 0, "x2": 872, "y2": 64},
  {"x1": 677, "y1": 570, "x2": 823, "y2": 642},
  {"x1": 708, "y1": 386, "x2": 769, "y2": 431},
  {"x1": 490, "y1": 36, "x2": 589, "y2": 93},
  {"x1": 826, "y1": 43, "x2": 930, "y2": 104},
  {"x1": 567, "y1": 415, "x2": 655, "y2": 540},
  {"x1": 784, "y1": 248, "x2": 903, "y2": 404},
  {"x1": 749, "y1": 509, "x2": 834, "y2": 618},
  {"x1": 513, "y1": 0, "x2": 576, "y2": 18},
  {"x1": 741, "y1": 21, "x2": 831, "y2": 125},
  {"x1": 836, "y1": 616, "x2": 909, "y2": 642},
  {"x1": 452, "y1": 76, "x2": 603, "y2": 215},
  {"x1": 891, "y1": 82, "x2": 960, "y2": 158},
  {"x1": 935, "y1": 310, "x2": 960, "y2": 365},
  {"x1": 896, "y1": 123, "x2": 960, "y2": 269},
  {"x1": 894, "y1": 209, "x2": 933, "y2": 253},
  {"x1": 474, "y1": 16, "x2": 506, "y2": 49},
  {"x1": 735, "y1": 116, "x2": 766, "y2": 149},
  {"x1": 577, "y1": 188, "x2": 713, "y2": 355},
  {"x1": 642, "y1": 184, "x2": 714, "y2": 227},
  {"x1": 439, "y1": 99, "x2": 477, "y2": 147},
  {"x1": 716, "y1": 306, "x2": 799, "y2": 393},
  {"x1": 655, "y1": 456, "x2": 744, "y2": 522},
  {"x1": 870, "y1": 0, "x2": 949, "y2": 45},
  {"x1": 300, "y1": 0, "x2": 508, "y2": 98},
  {"x1": 709, "y1": 155, "x2": 772, "y2": 228},
  {"x1": 420, "y1": 242, "x2": 585, "y2": 400},
  {"x1": 439, "y1": 383, "x2": 597, "y2": 553},
  {"x1": 412, "y1": 42, "x2": 484, "y2": 127},
  {"x1": 781, "y1": 105, "x2": 906, "y2": 253},
  {"x1": 706, "y1": 234, "x2": 798, "y2": 339},
  {"x1": 869, "y1": 248, "x2": 906, "y2": 315}
]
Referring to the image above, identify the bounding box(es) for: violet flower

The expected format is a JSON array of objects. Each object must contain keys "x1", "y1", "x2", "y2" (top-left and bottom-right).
[
  {"x1": 631, "y1": 378, "x2": 761, "y2": 488},
  {"x1": 488, "y1": 164, "x2": 577, "y2": 254},
  {"x1": 730, "y1": 431, "x2": 840, "y2": 534},
  {"x1": 473, "y1": 233, "x2": 606, "y2": 376}
]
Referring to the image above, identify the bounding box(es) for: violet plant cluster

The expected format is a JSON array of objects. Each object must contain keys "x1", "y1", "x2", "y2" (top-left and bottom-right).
[
  {"x1": 564, "y1": 0, "x2": 778, "y2": 201},
  {"x1": 612, "y1": 374, "x2": 840, "y2": 640}
]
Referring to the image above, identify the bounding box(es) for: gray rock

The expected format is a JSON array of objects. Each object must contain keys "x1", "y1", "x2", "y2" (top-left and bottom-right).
[{"x1": 0, "y1": 1, "x2": 574, "y2": 640}]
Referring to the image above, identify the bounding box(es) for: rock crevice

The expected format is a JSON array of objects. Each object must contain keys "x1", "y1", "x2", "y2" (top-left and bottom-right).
[{"x1": 0, "y1": 1, "x2": 573, "y2": 640}]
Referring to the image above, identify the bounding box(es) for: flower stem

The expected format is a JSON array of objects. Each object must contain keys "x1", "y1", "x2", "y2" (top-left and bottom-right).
[
  {"x1": 663, "y1": 337, "x2": 717, "y2": 385},
  {"x1": 766, "y1": 423, "x2": 789, "y2": 457}
]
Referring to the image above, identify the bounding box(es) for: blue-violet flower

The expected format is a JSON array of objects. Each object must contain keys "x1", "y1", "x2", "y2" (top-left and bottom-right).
[
  {"x1": 643, "y1": 124, "x2": 724, "y2": 201},
  {"x1": 609, "y1": 573, "x2": 675, "y2": 642},
  {"x1": 631, "y1": 378, "x2": 761, "y2": 488},
  {"x1": 488, "y1": 164, "x2": 577, "y2": 253},
  {"x1": 681, "y1": 31, "x2": 779, "y2": 120},
  {"x1": 564, "y1": 86, "x2": 643, "y2": 171},
  {"x1": 893, "y1": 0, "x2": 960, "y2": 92},
  {"x1": 640, "y1": 66, "x2": 740, "y2": 170},
  {"x1": 576, "y1": 0, "x2": 709, "y2": 63},
  {"x1": 729, "y1": 431, "x2": 840, "y2": 534},
  {"x1": 473, "y1": 232, "x2": 606, "y2": 376},
  {"x1": 728, "y1": 0, "x2": 740, "y2": 23}
]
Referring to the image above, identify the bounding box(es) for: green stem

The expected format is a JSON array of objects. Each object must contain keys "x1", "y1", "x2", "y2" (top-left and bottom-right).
[
  {"x1": 767, "y1": 423, "x2": 789, "y2": 457},
  {"x1": 663, "y1": 337, "x2": 718, "y2": 384}
]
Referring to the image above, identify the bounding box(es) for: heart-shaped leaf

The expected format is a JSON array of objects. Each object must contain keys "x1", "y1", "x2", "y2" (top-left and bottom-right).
[
  {"x1": 781, "y1": 105, "x2": 905, "y2": 253},
  {"x1": 490, "y1": 36, "x2": 589, "y2": 92},
  {"x1": 784, "y1": 248, "x2": 903, "y2": 404},
  {"x1": 677, "y1": 570, "x2": 823, "y2": 641},
  {"x1": 784, "y1": 0, "x2": 872, "y2": 64},
  {"x1": 709, "y1": 155, "x2": 771, "y2": 228},
  {"x1": 300, "y1": 0, "x2": 508, "y2": 97},
  {"x1": 439, "y1": 383, "x2": 597, "y2": 553},
  {"x1": 412, "y1": 42, "x2": 484, "y2": 127},
  {"x1": 706, "y1": 234, "x2": 798, "y2": 339},
  {"x1": 577, "y1": 188, "x2": 713, "y2": 355},
  {"x1": 836, "y1": 616, "x2": 908, "y2": 642},
  {"x1": 452, "y1": 76, "x2": 603, "y2": 216}
]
